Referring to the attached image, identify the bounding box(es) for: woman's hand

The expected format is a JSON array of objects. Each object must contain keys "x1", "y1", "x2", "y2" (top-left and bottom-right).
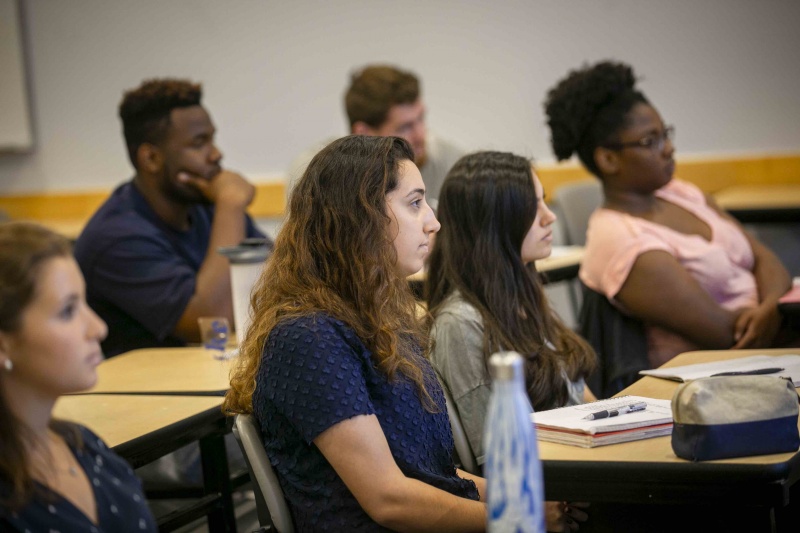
[
  {"x1": 545, "y1": 501, "x2": 589, "y2": 532},
  {"x1": 733, "y1": 301, "x2": 782, "y2": 349}
]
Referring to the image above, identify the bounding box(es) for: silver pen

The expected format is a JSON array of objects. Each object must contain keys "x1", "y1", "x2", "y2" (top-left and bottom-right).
[{"x1": 583, "y1": 401, "x2": 647, "y2": 420}]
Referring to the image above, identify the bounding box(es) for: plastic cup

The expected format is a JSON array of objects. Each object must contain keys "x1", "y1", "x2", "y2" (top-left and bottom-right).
[{"x1": 197, "y1": 317, "x2": 232, "y2": 360}]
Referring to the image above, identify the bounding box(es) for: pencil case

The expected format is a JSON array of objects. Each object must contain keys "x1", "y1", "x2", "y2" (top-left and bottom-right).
[{"x1": 671, "y1": 375, "x2": 800, "y2": 461}]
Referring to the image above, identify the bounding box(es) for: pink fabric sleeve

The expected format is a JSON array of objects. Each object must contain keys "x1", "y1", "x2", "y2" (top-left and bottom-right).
[{"x1": 579, "y1": 211, "x2": 675, "y2": 300}]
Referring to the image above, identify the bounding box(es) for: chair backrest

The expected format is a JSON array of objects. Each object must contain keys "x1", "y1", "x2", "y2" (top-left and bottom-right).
[
  {"x1": 436, "y1": 375, "x2": 480, "y2": 475},
  {"x1": 579, "y1": 285, "x2": 650, "y2": 398},
  {"x1": 553, "y1": 180, "x2": 603, "y2": 246},
  {"x1": 232, "y1": 414, "x2": 295, "y2": 533}
]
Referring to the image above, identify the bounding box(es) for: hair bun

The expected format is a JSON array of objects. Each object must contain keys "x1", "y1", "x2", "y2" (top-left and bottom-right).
[{"x1": 544, "y1": 61, "x2": 637, "y2": 161}]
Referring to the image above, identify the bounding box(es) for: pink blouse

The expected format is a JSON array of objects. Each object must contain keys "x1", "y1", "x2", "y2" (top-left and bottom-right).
[{"x1": 580, "y1": 179, "x2": 758, "y2": 366}]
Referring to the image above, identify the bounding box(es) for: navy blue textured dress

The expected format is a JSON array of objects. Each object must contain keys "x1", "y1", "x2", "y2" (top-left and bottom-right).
[
  {"x1": 0, "y1": 425, "x2": 156, "y2": 532},
  {"x1": 253, "y1": 313, "x2": 479, "y2": 531}
]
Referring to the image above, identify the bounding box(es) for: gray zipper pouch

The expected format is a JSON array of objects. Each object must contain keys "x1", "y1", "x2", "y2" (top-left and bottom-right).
[{"x1": 671, "y1": 375, "x2": 800, "y2": 461}]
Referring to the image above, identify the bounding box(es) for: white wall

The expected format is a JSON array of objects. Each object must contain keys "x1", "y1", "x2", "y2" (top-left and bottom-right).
[
  {"x1": 1, "y1": 0, "x2": 798, "y2": 194},
  {"x1": 0, "y1": 0, "x2": 33, "y2": 151}
]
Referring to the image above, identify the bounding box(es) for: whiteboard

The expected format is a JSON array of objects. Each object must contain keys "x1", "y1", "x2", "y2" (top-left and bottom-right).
[{"x1": 0, "y1": 0, "x2": 33, "y2": 152}]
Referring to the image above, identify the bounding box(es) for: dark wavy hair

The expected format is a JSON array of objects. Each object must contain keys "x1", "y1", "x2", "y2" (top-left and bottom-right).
[
  {"x1": 543, "y1": 61, "x2": 649, "y2": 177},
  {"x1": 345, "y1": 65, "x2": 420, "y2": 129},
  {"x1": 119, "y1": 78, "x2": 202, "y2": 169},
  {"x1": 426, "y1": 152, "x2": 596, "y2": 410},
  {"x1": 0, "y1": 222, "x2": 81, "y2": 511},
  {"x1": 224, "y1": 135, "x2": 436, "y2": 415}
]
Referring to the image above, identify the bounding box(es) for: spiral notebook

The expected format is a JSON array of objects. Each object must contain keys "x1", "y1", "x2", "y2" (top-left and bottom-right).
[
  {"x1": 532, "y1": 396, "x2": 673, "y2": 448},
  {"x1": 639, "y1": 355, "x2": 800, "y2": 386}
]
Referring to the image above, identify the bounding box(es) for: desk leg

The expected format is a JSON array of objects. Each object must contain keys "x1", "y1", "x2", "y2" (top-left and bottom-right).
[{"x1": 200, "y1": 432, "x2": 237, "y2": 532}]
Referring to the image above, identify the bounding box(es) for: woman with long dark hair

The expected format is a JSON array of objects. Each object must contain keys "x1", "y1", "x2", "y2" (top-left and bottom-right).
[
  {"x1": 427, "y1": 151, "x2": 597, "y2": 461},
  {"x1": 544, "y1": 61, "x2": 791, "y2": 367},
  {"x1": 426, "y1": 151, "x2": 595, "y2": 532},
  {"x1": 224, "y1": 136, "x2": 487, "y2": 531},
  {"x1": 0, "y1": 222, "x2": 156, "y2": 532}
]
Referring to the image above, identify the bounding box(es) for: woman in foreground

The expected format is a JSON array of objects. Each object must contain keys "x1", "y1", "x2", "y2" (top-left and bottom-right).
[
  {"x1": 0, "y1": 222, "x2": 156, "y2": 532},
  {"x1": 225, "y1": 136, "x2": 488, "y2": 531}
]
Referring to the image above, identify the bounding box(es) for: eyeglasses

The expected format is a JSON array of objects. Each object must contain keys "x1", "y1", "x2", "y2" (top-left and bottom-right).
[{"x1": 604, "y1": 125, "x2": 675, "y2": 152}]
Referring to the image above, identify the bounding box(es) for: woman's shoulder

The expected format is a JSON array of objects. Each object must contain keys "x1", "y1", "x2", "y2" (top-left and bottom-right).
[
  {"x1": 56, "y1": 422, "x2": 105, "y2": 452},
  {"x1": 431, "y1": 292, "x2": 485, "y2": 358},
  {"x1": 60, "y1": 424, "x2": 138, "y2": 479},
  {"x1": 588, "y1": 206, "x2": 633, "y2": 230},
  {"x1": 267, "y1": 312, "x2": 369, "y2": 357},
  {"x1": 659, "y1": 178, "x2": 705, "y2": 203},
  {"x1": 71, "y1": 425, "x2": 124, "y2": 460},
  {"x1": 435, "y1": 291, "x2": 482, "y2": 323},
  {"x1": 271, "y1": 312, "x2": 356, "y2": 339},
  {"x1": 585, "y1": 208, "x2": 646, "y2": 250}
]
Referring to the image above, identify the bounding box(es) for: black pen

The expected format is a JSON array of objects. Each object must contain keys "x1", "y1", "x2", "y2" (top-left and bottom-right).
[
  {"x1": 711, "y1": 367, "x2": 784, "y2": 377},
  {"x1": 583, "y1": 401, "x2": 647, "y2": 420}
]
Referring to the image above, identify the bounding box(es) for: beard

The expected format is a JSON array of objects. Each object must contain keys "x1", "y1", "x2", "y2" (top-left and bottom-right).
[{"x1": 159, "y1": 163, "x2": 210, "y2": 205}]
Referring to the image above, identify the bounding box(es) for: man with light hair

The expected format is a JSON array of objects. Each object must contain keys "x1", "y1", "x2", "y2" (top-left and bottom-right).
[{"x1": 288, "y1": 64, "x2": 463, "y2": 202}]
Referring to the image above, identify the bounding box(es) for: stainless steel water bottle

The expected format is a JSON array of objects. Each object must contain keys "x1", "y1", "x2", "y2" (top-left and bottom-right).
[{"x1": 484, "y1": 351, "x2": 545, "y2": 533}]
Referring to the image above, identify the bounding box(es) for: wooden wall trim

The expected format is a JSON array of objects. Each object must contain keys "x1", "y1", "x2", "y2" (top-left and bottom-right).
[
  {"x1": 0, "y1": 182, "x2": 286, "y2": 221},
  {"x1": 0, "y1": 153, "x2": 797, "y2": 231},
  {"x1": 537, "y1": 153, "x2": 800, "y2": 200}
]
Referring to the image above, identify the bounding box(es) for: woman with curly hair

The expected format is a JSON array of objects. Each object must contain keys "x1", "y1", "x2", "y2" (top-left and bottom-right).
[
  {"x1": 224, "y1": 135, "x2": 487, "y2": 531},
  {"x1": 0, "y1": 222, "x2": 156, "y2": 532},
  {"x1": 544, "y1": 61, "x2": 791, "y2": 367}
]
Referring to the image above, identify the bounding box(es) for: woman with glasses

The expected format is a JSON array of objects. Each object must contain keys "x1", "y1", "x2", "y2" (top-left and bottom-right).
[{"x1": 544, "y1": 60, "x2": 791, "y2": 367}]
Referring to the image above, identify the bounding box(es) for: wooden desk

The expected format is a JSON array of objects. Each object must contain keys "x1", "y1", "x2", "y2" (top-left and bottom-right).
[
  {"x1": 539, "y1": 348, "x2": 800, "y2": 528},
  {"x1": 54, "y1": 394, "x2": 225, "y2": 464},
  {"x1": 82, "y1": 347, "x2": 234, "y2": 395},
  {"x1": 714, "y1": 184, "x2": 800, "y2": 223},
  {"x1": 536, "y1": 245, "x2": 585, "y2": 282},
  {"x1": 54, "y1": 394, "x2": 236, "y2": 531}
]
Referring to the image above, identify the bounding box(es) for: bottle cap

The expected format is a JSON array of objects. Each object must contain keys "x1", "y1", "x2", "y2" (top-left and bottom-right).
[
  {"x1": 489, "y1": 351, "x2": 524, "y2": 381},
  {"x1": 218, "y1": 238, "x2": 273, "y2": 264}
]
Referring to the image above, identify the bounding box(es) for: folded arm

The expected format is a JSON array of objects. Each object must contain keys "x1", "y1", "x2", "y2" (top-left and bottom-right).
[
  {"x1": 615, "y1": 250, "x2": 742, "y2": 348},
  {"x1": 174, "y1": 170, "x2": 256, "y2": 341},
  {"x1": 706, "y1": 195, "x2": 790, "y2": 348},
  {"x1": 315, "y1": 414, "x2": 486, "y2": 532}
]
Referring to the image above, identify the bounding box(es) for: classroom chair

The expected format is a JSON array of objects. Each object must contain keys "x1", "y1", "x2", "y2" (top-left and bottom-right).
[
  {"x1": 552, "y1": 180, "x2": 602, "y2": 247},
  {"x1": 232, "y1": 414, "x2": 295, "y2": 533},
  {"x1": 579, "y1": 285, "x2": 650, "y2": 398},
  {"x1": 436, "y1": 372, "x2": 480, "y2": 475},
  {"x1": 550, "y1": 180, "x2": 603, "y2": 325}
]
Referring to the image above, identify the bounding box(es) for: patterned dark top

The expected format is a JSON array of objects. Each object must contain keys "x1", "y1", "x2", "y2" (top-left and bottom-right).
[
  {"x1": 0, "y1": 425, "x2": 156, "y2": 532},
  {"x1": 253, "y1": 313, "x2": 479, "y2": 531}
]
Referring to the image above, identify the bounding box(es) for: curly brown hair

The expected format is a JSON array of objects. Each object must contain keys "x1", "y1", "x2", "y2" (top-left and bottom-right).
[
  {"x1": 223, "y1": 135, "x2": 435, "y2": 416},
  {"x1": 118, "y1": 78, "x2": 202, "y2": 169}
]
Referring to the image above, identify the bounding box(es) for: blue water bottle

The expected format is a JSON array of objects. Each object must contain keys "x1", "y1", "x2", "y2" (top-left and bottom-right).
[{"x1": 484, "y1": 351, "x2": 545, "y2": 533}]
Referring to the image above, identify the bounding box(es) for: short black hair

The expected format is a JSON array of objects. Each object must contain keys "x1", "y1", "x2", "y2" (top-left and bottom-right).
[{"x1": 118, "y1": 78, "x2": 202, "y2": 169}]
